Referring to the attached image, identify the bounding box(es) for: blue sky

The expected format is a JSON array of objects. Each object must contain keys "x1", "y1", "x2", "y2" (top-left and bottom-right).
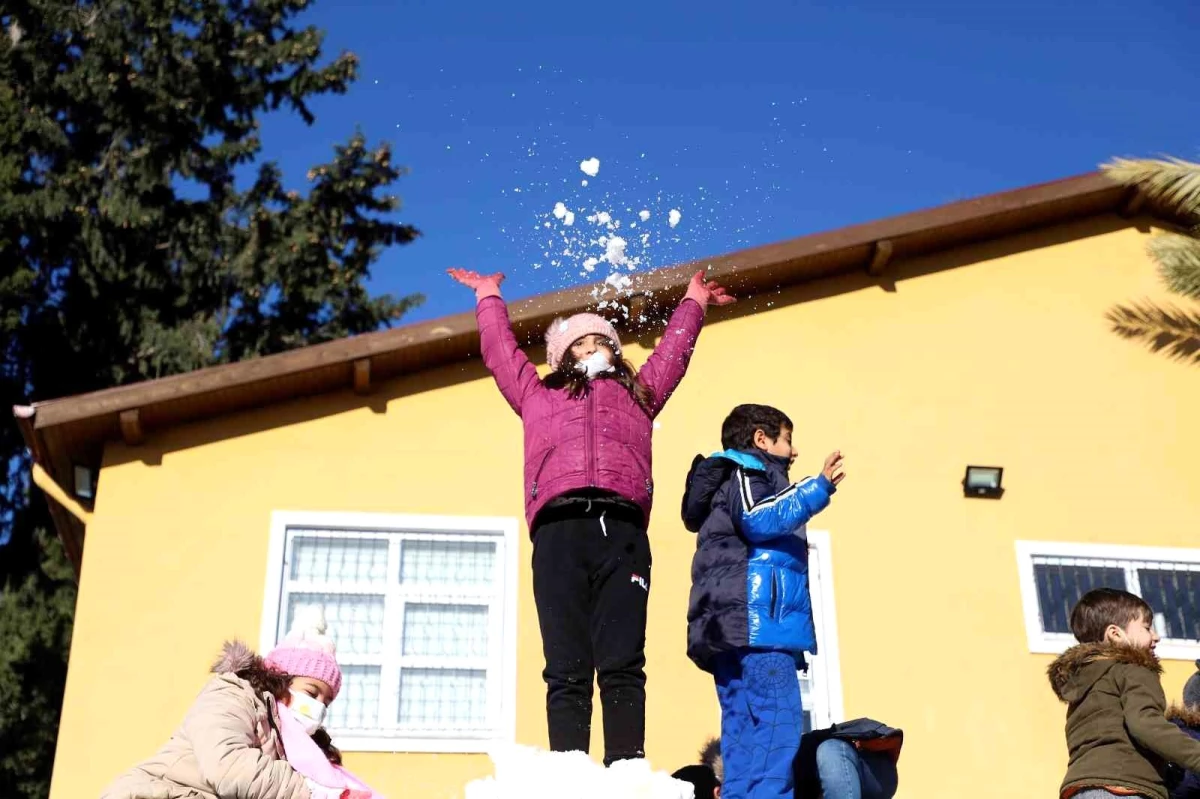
[
  {"x1": 7, "y1": 2, "x2": 1196, "y2": 546},
  {"x1": 224, "y1": 0, "x2": 1196, "y2": 321}
]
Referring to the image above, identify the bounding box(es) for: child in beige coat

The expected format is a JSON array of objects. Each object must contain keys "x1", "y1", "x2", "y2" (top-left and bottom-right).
[{"x1": 102, "y1": 609, "x2": 352, "y2": 799}]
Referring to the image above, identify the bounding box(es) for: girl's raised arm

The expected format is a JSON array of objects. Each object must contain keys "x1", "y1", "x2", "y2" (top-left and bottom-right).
[
  {"x1": 449, "y1": 268, "x2": 543, "y2": 415},
  {"x1": 637, "y1": 270, "x2": 735, "y2": 416}
]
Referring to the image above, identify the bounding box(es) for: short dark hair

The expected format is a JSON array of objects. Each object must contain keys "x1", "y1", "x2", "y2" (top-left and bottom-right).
[
  {"x1": 671, "y1": 765, "x2": 719, "y2": 798},
  {"x1": 1069, "y1": 588, "x2": 1153, "y2": 644},
  {"x1": 721, "y1": 404, "x2": 793, "y2": 450}
]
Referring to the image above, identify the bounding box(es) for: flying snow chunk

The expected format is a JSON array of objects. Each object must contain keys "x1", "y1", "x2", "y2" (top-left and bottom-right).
[
  {"x1": 583, "y1": 257, "x2": 600, "y2": 272},
  {"x1": 553, "y1": 203, "x2": 576, "y2": 226},
  {"x1": 605, "y1": 272, "x2": 633, "y2": 291},
  {"x1": 639, "y1": 210, "x2": 651, "y2": 222},
  {"x1": 580, "y1": 158, "x2": 601, "y2": 177},
  {"x1": 465, "y1": 744, "x2": 692, "y2": 799},
  {"x1": 668, "y1": 209, "x2": 682, "y2": 228},
  {"x1": 603, "y1": 236, "x2": 628, "y2": 267}
]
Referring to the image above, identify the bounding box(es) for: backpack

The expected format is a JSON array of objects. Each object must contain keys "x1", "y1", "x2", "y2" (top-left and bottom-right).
[{"x1": 795, "y1": 718, "x2": 903, "y2": 799}]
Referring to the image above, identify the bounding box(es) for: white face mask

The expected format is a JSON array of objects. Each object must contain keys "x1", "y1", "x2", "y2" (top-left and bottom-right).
[
  {"x1": 575, "y1": 350, "x2": 615, "y2": 379},
  {"x1": 287, "y1": 688, "x2": 327, "y2": 736}
]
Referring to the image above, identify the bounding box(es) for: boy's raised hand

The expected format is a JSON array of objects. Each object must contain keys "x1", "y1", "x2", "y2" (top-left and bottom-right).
[
  {"x1": 821, "y1": 450, "x2": 846, "y2": 486},
  {"x1": 685, "y1": 270, "x2": 737, "y2": 309},
  {"x1": 447, "y1": 268, "x2": 504, "y2": 300}
]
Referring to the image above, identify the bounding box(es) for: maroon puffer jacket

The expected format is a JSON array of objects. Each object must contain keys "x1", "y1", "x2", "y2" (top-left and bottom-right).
[{"x1": 476, "y1": 295, "x2": 705, "y2": 529}]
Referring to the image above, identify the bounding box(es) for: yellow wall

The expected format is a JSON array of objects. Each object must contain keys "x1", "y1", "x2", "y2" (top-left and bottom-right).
[{"x1": 52, "y1": 216, "x2": 1200, "y2": 799}]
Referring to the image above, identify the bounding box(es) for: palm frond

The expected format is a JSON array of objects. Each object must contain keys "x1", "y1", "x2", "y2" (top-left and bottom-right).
[
  {"x1": 1106, "y1": 301, "x2": 1200, "y2": 363},
  {"x1": 1101, "y1": 156, "x2": 1200, "y2": 218},
  {"x1": 1147, "y1": 233, "x2": 1200, "y2": 300}
]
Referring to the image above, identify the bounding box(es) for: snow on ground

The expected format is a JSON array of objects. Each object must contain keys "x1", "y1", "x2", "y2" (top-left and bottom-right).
[{"x1": 464, "y1": 745, "x2": 694, "y2": 799}]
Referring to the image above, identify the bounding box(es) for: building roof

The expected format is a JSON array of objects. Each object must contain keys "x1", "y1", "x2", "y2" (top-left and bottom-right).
[{"x1": 13, "y1": 171, "x2": 1155, "y2": 573}]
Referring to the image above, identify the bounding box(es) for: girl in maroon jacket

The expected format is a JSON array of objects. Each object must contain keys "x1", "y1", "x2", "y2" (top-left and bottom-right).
[{"x1": 448, "y1": 267, "x2": 733, "y2": 765}]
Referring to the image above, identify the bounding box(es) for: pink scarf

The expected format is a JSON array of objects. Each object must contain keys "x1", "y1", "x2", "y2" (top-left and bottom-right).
[{"x1": 276, "y1": 706, "x2": 383, "y2": 799}]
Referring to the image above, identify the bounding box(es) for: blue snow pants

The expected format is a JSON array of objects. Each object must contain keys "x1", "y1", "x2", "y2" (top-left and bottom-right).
[{"x1": 713, "y1": 649, "x2": 804, "y2": 799}]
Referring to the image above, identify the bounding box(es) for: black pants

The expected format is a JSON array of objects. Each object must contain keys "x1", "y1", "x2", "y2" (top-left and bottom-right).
[{"x1": 531, "y1": 499, "x2": 651, "y2": 765}]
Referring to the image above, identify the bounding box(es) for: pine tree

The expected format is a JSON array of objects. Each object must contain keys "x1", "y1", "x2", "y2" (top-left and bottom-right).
[{"x1": 0, "y1": 2, "x2": 421, "y2": 795}]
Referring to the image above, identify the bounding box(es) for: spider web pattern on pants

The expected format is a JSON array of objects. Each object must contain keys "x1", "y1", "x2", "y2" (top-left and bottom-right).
[{"x1": 719, "y1": 651, "x2": 803, "y2": 798}]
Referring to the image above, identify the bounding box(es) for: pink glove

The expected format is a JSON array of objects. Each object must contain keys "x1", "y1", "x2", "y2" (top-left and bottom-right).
[
  {"x1": 447, "y1": 268, "x2": 504, "y2": 301},
  {"x1": 684, "y1": 270, "x2": 736, "y2": 311}
]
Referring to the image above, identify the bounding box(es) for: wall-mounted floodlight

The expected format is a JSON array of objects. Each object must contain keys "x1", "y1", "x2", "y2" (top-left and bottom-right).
[{"x1": 963, "y1": 466, "x2": 1003, "y2": 499}]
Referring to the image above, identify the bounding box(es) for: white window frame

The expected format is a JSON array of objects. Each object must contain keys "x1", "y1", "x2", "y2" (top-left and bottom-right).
[
  {"x1": 1015, "y1": 540, "x2": 1200, "y2": 661},
  {"x1": 260, "y1": 511, "x2": 520, "y2": 753},
  {"x1": 801, "y1": 530, "x2": 845, "y2": 731}
]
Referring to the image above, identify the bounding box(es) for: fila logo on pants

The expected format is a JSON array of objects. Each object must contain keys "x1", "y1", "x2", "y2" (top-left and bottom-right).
[{"x1": 630, "y1": 573, "x2": 649, "y2": 592}]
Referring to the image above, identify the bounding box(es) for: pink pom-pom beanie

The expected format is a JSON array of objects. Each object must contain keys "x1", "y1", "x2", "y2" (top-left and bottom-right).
[
  {"x1": 264, "y1": 606, "x2": 343, "y2": 700},
  {"x1": 544, "y1": 313, "x2": 621, "y2": 370}
]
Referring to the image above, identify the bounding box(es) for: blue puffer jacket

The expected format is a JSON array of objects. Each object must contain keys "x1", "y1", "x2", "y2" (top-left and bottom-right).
[{"x1": 683, "y1": 448, "x2": 837, "y2": 672}]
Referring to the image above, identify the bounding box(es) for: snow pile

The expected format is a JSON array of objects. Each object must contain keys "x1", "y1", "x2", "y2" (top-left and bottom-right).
[{"x1": 464, "y1": 745, "x2": 694, "y2": 799}]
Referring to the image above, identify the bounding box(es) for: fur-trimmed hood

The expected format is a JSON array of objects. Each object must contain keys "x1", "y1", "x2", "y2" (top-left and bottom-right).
[
  {"x1": 700, "y1": 737, "x2": 722, "y2": 783},
  {"x1": 1167, "y1": 703, "x2": 1200, "y2": 728},
  {"x1": 212, "y1": 640, "x2": 260, "y2": 675},
  {"x1": 1049, "y1": 642, "x2": 1162, "y2": 703},
  {"x1": 209, "y1": 640, "x2": 290, "y2": 703}
]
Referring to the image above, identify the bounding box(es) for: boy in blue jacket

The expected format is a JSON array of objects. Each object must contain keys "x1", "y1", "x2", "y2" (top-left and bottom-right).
[
  {"x1": 1167, "y1": 662, "x2": 1200, "y2": 799},
  {"x1": 683, "y1": 403, "x2": 845, "y2": 799}
]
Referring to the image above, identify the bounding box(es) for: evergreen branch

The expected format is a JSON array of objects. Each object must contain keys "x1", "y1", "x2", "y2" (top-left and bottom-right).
[
  {"x1": 1101, "y1": 156, "x2": 1200, "y2": 218},
  {"x1": 1147, "y1": 233, "x2": 1200, "y2": 301},
  {"x1": 2, "y1": 2, "x2": 423, "y2": 793},
  {"x1": 1106, "y1": 301, "x2": 1200, "y2": 363}
]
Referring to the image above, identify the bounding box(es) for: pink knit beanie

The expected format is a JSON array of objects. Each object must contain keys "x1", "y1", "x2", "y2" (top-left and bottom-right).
[
  {"x1": 545, "y1": 313, "x2": 621, "y2": 370},
  {"x1": 264, "y1": 606, "x2": 343, "y2": 701}
]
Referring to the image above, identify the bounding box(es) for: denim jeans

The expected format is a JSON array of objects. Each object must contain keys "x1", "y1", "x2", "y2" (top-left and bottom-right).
[
  {"x1": 814, "y1": 739, "x2": 898, "y2": 799},
  {"x1": 1072, "y1": 791, "x2": 1148, "y2": 799}
]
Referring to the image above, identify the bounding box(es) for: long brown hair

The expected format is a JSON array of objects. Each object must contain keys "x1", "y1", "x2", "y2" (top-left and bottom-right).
[
  {"x1": 239, "y1": 661, "x2": 343, "y2": 765},
  {"x1": 543, "y1": 341, "x2": 653, "y2": 410}
]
